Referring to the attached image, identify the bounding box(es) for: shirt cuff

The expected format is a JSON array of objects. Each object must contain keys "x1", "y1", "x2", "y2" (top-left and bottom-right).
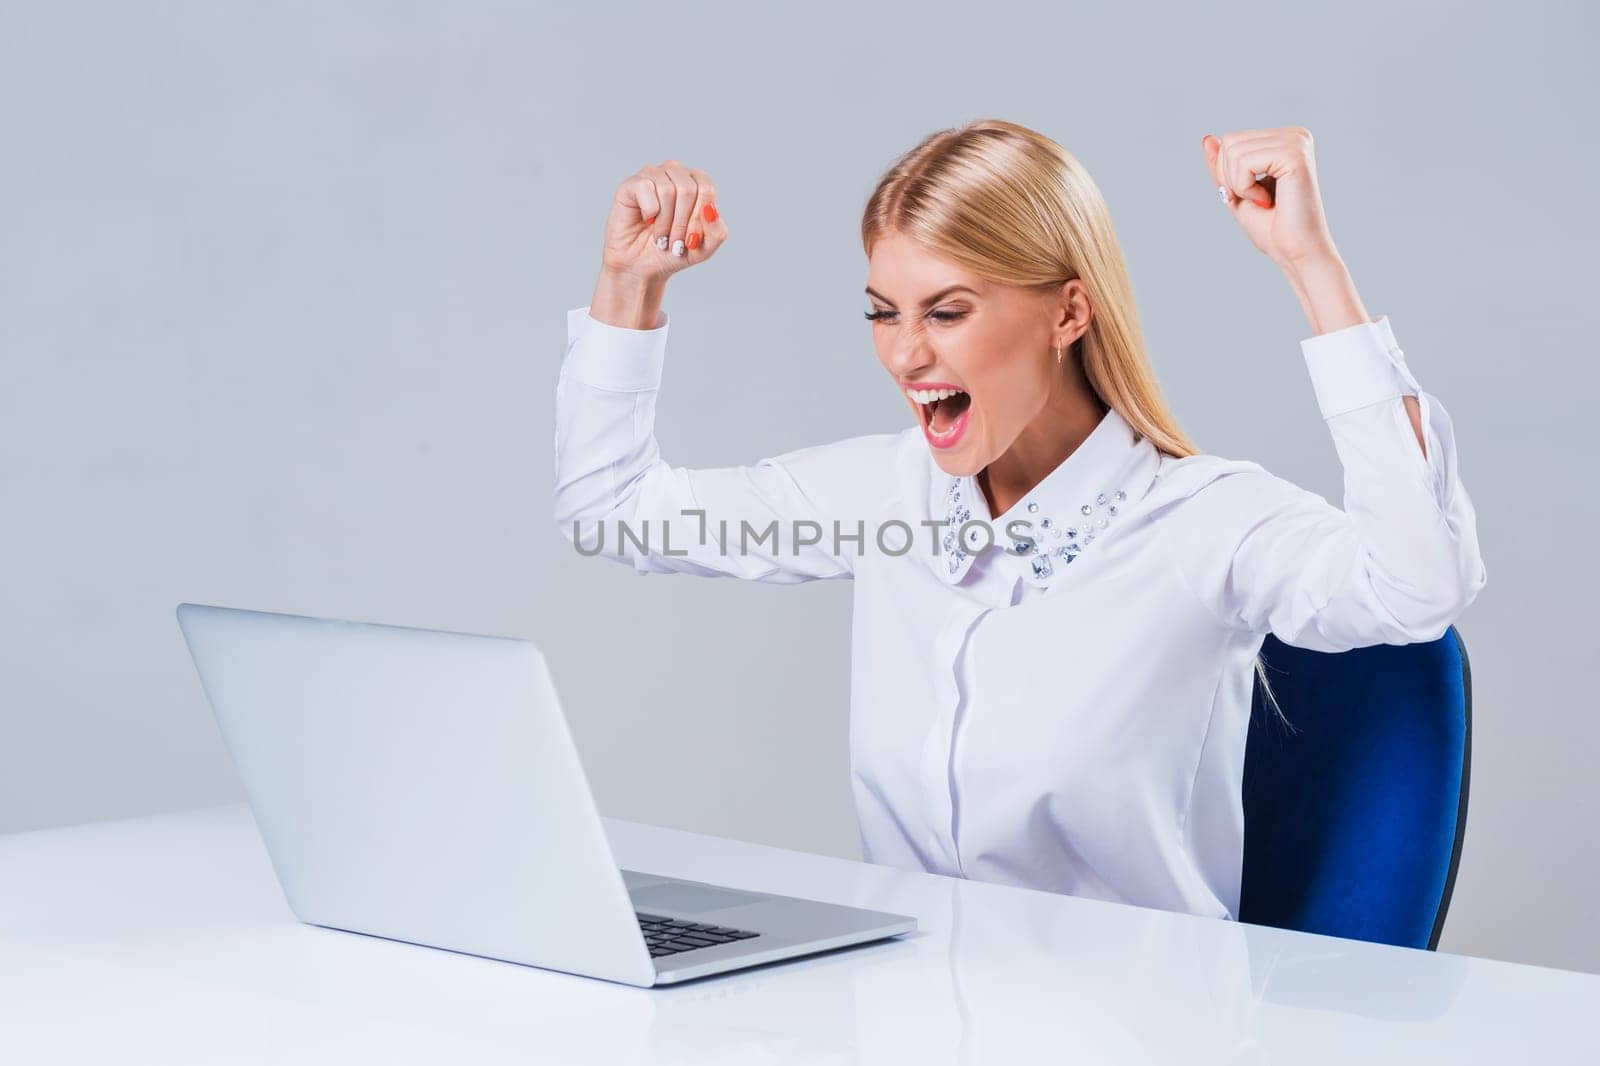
[
  {"x1": 1300, "y1": 314, "x2": 1421, "y2": 420},
  {"x1": 562, "y1": 304, "x2": 671, "y2": 391}
]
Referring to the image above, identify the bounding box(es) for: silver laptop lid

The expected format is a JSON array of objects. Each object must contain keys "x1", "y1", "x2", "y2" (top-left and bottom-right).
[{"x1": 175, "y1": 602, "x2": 656, "y2": 987}]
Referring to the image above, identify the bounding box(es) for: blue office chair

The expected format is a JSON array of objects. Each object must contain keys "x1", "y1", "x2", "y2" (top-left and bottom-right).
[{"x1": 1238, "y1": 625, "x2": 1472, "y2": 950}]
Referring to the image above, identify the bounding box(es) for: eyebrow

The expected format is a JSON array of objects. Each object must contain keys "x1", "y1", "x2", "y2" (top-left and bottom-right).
[{"x1": 863, "y1": 284, "x2": 980, "y2": 309}]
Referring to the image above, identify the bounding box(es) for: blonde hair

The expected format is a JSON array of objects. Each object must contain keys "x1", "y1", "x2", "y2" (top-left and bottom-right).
[{"x1": 860, "y1": 117, "x2": 1285, "y2": 721}]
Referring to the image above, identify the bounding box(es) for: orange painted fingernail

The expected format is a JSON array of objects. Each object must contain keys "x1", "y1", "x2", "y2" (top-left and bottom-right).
[
  {"x1": 703, "y1": 203, "x2": 718, "y2": 222},
  {"x1": 645, "y1": 214, "x2": 657, "y2": 224},
  {"x1": 686, "y1": 231, "x2": 702, "y2": 250}
]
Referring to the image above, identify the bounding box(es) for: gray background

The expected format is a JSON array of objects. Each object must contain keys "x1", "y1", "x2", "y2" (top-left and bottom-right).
[{"x1": 3, "y1": 1, "x2": 1595, "y2": 974}]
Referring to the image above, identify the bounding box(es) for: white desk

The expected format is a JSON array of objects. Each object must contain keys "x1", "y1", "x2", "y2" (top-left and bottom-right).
[{"x1": 0, "y1": 804, "x2": 1592, "y2": 1063}]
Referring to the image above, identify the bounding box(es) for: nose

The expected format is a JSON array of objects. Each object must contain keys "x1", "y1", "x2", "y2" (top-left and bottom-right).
[{"x1": 883, "y1": 326, "x2": 935, "y2": 381}]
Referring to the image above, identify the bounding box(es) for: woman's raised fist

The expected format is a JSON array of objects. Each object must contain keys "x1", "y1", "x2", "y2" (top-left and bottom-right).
[{"x1": 601, "y1": 159, "x2": 729, "y2": 282}]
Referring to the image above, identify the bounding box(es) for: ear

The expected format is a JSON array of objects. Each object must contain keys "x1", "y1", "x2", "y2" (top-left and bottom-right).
[{"x1": 1055, "y1": 279, "x2": 1094, "y2": 346}]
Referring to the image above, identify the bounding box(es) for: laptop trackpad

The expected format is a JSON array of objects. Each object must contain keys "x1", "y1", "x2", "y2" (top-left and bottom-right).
[{"x1": 630, "y1": 881, "x2": 771, "y2": 914}]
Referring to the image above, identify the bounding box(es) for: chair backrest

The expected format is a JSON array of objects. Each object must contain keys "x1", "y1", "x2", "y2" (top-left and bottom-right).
[{"x1": 1238, "y1": 626, "x2": 1472, "y2": 950}]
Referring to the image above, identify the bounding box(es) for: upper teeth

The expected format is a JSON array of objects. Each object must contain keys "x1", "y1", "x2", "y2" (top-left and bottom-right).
[{"x1": 907, "y1": 387, "x2": 963, "y2": 405}]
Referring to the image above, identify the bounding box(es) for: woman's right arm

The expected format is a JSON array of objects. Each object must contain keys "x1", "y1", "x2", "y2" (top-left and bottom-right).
[
  {"x1": 553, "y1": 163, "x2": 900, "y2": 583},
  {"x1": 555, "y1": 297, "x2": 899, "y2": 582}
]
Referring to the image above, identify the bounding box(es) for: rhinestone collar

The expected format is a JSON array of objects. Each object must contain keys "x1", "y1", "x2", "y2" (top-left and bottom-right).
[{"x1": 932, "y1": 404, "x2": 1157, "y2": 589}]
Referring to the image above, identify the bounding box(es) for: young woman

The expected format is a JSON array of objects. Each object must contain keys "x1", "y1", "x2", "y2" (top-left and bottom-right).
[{"x1": 553, "y1": 119, "x2": 1485, "y2": 922}]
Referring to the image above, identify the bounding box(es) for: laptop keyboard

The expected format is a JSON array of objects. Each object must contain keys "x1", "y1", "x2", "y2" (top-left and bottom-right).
[{"x1": 636, "y1": 911, "x2": 761, "y2": 958}]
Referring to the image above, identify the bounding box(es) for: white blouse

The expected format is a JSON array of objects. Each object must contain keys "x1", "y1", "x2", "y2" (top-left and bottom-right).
[{"x1": 553, "y1": 303, "x2": 1486, "y2": 921}]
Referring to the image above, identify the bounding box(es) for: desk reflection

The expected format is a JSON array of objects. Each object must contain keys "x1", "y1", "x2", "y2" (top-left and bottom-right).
[{"x1": 644, "y1": 861, "x2": 1474, "y2": 1066}]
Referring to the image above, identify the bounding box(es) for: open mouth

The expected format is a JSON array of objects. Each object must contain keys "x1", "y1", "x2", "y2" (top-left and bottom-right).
[{"x1": 905, "y1": 385, "x2": 973, "y2": 448}]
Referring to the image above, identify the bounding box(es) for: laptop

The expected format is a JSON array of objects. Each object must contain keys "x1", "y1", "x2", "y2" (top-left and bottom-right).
[{"x1": 174, "y1": 602, "x2": 917, "y2": 987}]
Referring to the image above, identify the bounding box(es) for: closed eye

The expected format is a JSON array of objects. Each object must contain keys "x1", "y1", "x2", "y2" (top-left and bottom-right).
[{"x1": 864, "y1": 310, "x2": 967, "y2": 323}]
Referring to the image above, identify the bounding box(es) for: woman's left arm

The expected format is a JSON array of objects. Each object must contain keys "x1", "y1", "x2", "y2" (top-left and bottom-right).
[
  {"x1": 1279, "y1": 251, "x2": 1428, "y2": 456},
  {"x1": 1167, "y1": 127, "x2": 1488, "y2": 650}
]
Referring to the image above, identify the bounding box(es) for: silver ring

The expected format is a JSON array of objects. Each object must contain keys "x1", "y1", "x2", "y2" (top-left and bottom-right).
[
  {"x1": 655, "y1": 235, "x2": 669, "y2": 251},
  {"x1": 1217, "y1": 184, "x2": 1231, "y2": 204},
  {"x1": 671, "y1": 239, "x2": 685, "y2": 257}
]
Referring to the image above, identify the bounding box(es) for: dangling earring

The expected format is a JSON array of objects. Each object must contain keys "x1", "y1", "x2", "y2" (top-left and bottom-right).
[{"x1": 1055, "y1": 344, "x2": 1065, "y2": 367}]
